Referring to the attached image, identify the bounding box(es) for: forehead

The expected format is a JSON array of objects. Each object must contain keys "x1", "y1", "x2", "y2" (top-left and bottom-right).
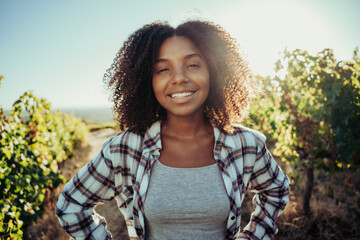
[{"x1": 157, "y1": 36, "x2": 202, "y2": 59}]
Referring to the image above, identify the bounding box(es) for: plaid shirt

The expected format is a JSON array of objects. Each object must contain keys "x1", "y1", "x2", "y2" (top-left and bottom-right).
[{"x1": 56, "y1": 121, "x2": 289, "y2": 240}]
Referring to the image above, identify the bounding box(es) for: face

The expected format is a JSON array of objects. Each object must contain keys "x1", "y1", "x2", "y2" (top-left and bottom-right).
[{"x1": 152, "y1": 36, "x2": 210, "y2": 120}]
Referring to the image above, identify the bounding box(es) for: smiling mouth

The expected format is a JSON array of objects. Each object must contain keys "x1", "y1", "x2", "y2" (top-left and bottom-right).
[{"x1": 170, "y1": 92, "x2": 194, "y2": 98}]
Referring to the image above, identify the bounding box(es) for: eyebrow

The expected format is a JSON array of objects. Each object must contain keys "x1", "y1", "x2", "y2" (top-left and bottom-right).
[{"x1": 155, "y1": 53, "x2": 202, "y2": 63}]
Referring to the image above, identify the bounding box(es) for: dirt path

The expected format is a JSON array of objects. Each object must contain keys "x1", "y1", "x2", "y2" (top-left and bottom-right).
[{"x1": 26, "y1": 129, "x2": 128, "y2": 240}]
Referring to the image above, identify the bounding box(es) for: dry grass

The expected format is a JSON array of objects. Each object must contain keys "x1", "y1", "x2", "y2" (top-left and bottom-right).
[
  {"x1": 84, "y1": 121, "x2": 118, "y2": 132},
  {"x1": 240, "y1": 166, "x2": 360, "y2": 240},
  {"x1": 275, "y1": 168, "x2": 360, "y2": 240}
]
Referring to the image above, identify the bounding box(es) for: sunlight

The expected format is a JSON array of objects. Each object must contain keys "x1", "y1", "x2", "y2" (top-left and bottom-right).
[{"x1": 213, "y1": 0, "x2": 336, "y2": 76}]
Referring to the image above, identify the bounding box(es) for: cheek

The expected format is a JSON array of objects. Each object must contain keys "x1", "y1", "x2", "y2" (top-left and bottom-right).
[
  {"x1": 152, "y1": 78, "x2": 163, "y2": 101},
  {"x1": 201, "y1": 66, "x2": 210, "y2": 86},
  {"x1": 202, "y1": 73, "x2": 210, "y2": 96}
]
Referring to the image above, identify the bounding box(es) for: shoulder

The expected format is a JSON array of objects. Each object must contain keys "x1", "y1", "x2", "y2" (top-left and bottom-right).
[
  {"x1": 98, "y1": 129, "x2": 145, "y2": 172},
  {"x1": 102, "y1": 129, "x2": 145, "y2": 153},
  {"x1": 228, "y1": 123, "x2": 266, "y2": 148},
  {"x1": 231, "y1": 123, "x2": 266, "y2": 140}
]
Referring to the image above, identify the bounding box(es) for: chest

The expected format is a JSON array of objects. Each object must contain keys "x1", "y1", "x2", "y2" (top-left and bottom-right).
[
  {"x1": 144, "y1": 161, "x2": 229, "y2": 239},
  {"x1": 159, "y1": 134, "x2": 215, "y2": 168},
  {"x1": 127, "y1": 142, "x2": 251, "y2": 239}
]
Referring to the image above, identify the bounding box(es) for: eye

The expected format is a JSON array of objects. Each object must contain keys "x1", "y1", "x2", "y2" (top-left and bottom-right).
[
  {"x1": 157, "y1": 68, "x2": 169, "y2": 73},
  {"x1": 187, "y1": 64, "x2": 200, "y2": 69}
]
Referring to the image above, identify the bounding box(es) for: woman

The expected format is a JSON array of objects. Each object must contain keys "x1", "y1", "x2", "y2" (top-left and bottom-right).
[{"x1": 56, "y1": 20, "x2": 289, "y2": 240}]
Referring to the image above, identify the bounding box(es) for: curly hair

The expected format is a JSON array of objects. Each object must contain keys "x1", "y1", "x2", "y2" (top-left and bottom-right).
[{"x1": 104, "y1": 20, "x2": 256, "y2": 135}]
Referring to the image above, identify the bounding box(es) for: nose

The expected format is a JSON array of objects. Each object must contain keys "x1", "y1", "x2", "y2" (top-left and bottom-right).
[{"x1": 171, "y1": 66, "x2": 189, "y2": 84}]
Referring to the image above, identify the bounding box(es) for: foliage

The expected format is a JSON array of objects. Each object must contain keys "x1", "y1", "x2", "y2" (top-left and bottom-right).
[
  {"x1": 247, "y1": 48, "x2": 360, "y2": 172},
  {"x1": 0, "y1": 88, "x2": 88, "y2": 239}
]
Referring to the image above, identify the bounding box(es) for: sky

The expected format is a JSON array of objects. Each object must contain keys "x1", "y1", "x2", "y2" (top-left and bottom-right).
[{"x1": 0, "y1": 0, "x2": 359, "y2": 110}]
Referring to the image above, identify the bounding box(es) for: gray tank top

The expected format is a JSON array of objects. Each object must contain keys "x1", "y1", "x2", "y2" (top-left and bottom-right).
[{"x1": 144, "y1": 160, "x2": 230, "y2": 240}]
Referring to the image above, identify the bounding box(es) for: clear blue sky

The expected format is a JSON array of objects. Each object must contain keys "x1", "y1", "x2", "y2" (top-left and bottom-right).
[{"x1": 1, "y1": 0, "x2": 359, "y2": 110}]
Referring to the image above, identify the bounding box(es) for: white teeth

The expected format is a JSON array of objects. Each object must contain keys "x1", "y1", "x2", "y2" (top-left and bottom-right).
[{"x1": 170, "y1": 92, "x2": 193, "y2": 98}]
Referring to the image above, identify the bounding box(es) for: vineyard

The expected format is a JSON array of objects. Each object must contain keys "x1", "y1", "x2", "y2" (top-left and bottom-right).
[
  {"x1": 0, "y1": 47, "x2": 360, "y2": 239},
  {"x1": 0, "y1": 75, "x2": 88, "y2": 239},
  {"x1": 245, "y1": 48, "x2": 360, "y2": 238}
]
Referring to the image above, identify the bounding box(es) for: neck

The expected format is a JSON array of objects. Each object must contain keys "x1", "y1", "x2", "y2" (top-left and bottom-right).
[{"x1": 162, "y1": 114, "x2": 211, "y2": 138}]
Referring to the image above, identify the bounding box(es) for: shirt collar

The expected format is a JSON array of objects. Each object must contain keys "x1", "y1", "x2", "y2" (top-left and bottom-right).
[
  {"x1": 142, "y1": 120, "x2": 236, "y2": 154},
  {"x1": 142, "y1": 120, "x2": 162, "y2": 154},
  {"x1": 211, "y1": 121, "x2": 237, "y2": 151}
]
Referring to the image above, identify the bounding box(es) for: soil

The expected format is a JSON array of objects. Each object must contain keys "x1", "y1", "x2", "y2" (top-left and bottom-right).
[{"x1": 26, "y1": 128, "x2": 128, "y2": 240}]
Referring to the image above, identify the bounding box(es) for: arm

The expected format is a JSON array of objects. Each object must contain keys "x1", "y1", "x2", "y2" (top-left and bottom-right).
[
  {"x1": 56, "y1": 140, "x2": 117, "y2": 240},
  {"x1": 238, "y1": 141, "x2": 290, "y2": 239}
]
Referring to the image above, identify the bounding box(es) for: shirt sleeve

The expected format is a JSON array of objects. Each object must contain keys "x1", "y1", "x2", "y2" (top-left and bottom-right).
[
  {"x1": 238, "y1": 138, "x2": 290, "y2": 240},
  {"x1": 55, "y1": 140, "x2": 117, "y2": 240}
]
